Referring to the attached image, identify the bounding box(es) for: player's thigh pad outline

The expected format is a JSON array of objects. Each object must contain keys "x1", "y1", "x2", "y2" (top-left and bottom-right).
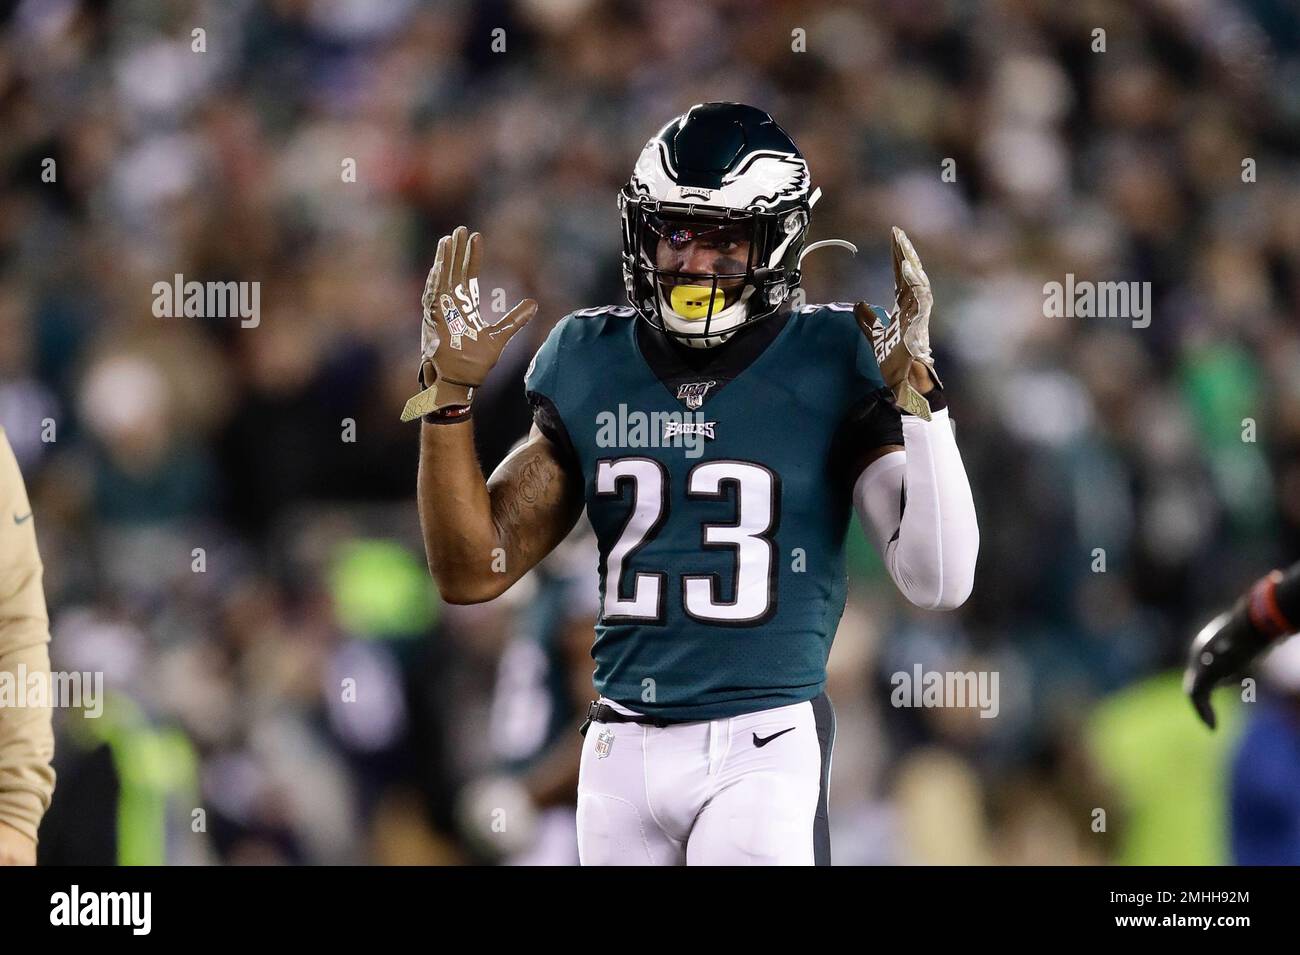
[
  {"x1": 685, "y1": 700, "x2": 827, "y2": 865},
  {"x1": 577, "y1": 721, "x2": 684, "y2": 865},
  {"x1": 686, "y1": 771, "x2": 820, "y2": 865}
]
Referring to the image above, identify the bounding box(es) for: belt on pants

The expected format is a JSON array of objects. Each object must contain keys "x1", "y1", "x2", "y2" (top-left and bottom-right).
[{"x1": 579, "y1": 700, "x2": 693, "y2": 736}]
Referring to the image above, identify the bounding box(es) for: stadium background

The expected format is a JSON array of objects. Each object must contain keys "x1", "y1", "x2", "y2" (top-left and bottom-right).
[{"x1": 2, "y1": 0, "x2": 1299, "y2": 864}]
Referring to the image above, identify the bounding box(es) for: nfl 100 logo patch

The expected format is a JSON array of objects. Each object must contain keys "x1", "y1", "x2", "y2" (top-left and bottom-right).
[
  {"x1": 676, "y1": 380, "x2": 717, "y2": 410},
  {"x1": 594, "y1": 727, "x2": 615, "y2": 759}
]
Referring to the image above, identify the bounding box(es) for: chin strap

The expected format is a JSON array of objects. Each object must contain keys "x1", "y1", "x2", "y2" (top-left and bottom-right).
[{"x1": 799, "y1": 238, "x2": 858, "y2": 266}]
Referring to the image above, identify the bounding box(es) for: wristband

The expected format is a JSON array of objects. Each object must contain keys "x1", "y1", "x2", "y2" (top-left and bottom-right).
[
  {"x1": 1247, "y1": 570, "x2": 1292, "y2": 641},
  {"x1": 423, "y1": 404, "x2": 473, "y2": 425}
]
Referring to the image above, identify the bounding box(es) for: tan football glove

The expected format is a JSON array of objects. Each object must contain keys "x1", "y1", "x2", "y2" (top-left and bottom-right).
[
  {"x1": 855, "y1": 226, "x2": 942, "y2": 421},
  {"x1": 401, "y1": 226, "x2": 537, "y2": 422}
]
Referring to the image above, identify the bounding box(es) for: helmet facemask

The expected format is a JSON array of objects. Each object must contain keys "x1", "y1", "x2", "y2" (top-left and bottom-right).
[{"x1": 621, "y1": 195, "x2": 810, "y2": 348}]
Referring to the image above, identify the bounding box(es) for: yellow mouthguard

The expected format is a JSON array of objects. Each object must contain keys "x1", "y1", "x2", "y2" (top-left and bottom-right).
[{"x1": 670, "y1": 285, "x2": 725, "y2": 321}]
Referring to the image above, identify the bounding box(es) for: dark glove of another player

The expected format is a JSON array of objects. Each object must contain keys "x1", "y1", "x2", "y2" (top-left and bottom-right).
[{"x1": 1183, "y1": 596, "x2": 1275, "y2": 730}]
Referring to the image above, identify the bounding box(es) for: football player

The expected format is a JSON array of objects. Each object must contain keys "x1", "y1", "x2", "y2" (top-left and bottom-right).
[
  {"x1": 408, "y1": 103, "x2": 979, "y2": 865},
  {"x1": 1185, "y1": 562, "x2": 1300, "y2": 729},
  {"x1": 0, "y1": 427, "x2": 54, "y2": 866}
]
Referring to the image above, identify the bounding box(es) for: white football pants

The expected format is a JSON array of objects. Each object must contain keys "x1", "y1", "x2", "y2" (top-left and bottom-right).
[{"x1": 576, "y1": 694, "x2": 835, "y2": 865}]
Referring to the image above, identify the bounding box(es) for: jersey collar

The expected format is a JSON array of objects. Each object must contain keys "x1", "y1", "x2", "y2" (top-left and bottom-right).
[{"x1": 634, "y1": 308, "x2": 791, "y2": 410}]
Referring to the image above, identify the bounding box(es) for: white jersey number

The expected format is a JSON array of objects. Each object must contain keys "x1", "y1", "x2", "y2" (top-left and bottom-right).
[
  {"x1": 595, "y1": 458, "x2": 668, "y2": 621},
  {"x1": 595, "y1": 458, "x2": 778, "y2": 625}
]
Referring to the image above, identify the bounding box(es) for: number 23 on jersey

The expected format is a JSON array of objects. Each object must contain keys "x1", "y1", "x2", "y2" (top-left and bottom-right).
[{"x1": 595, "y1": 457, "x2": 780, "y2": 626}]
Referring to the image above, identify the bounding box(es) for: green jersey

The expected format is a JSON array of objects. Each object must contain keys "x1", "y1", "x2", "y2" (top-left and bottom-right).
[{"x1": 525, "y1": 303, "x2": 900, "y2": 720}]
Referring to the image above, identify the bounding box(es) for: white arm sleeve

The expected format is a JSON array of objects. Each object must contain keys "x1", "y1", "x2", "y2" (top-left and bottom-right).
[{"x1": 853, "y1": 406, "x2": 978, "y2": 610}]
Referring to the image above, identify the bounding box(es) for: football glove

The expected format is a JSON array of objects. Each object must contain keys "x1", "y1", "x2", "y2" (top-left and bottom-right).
[
  {"x1": 400, "y1": 226, "x2": 537, "y2": 422},
  {"x1": 856, "y1": 226, "x2": 941, "y2": 421},
  {"x1": 1184, "y1": 570, "x2": 1290, "y2": 729}
]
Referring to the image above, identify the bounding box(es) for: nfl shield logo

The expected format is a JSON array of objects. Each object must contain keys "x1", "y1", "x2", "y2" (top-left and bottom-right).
[
  {"x1": 594, "y1": 727, "x2": 615, "y2": 759},
  {"x1": 676, "y1": 380, "x2": 717, "y2": 410},
  {"x1": 442, "y1": 293, "x2": 476, "y2": 350}
]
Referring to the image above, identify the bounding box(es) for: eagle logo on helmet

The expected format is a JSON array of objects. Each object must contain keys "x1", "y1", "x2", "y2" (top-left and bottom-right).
[
  {"x1": 629, "y1": 140, "x2": 810, "y2": 211},
  {"x1": 719, "y1": 151, "x2": 810, "y2": 210}
]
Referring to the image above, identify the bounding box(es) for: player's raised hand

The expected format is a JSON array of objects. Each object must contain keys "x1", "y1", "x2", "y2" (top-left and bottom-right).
[
  {"x1": 401, "y1": 226, "x2": 537, "y2": 422},
  {"x1": 855, "y1": 227, "x2": 942, "y2": 420}
]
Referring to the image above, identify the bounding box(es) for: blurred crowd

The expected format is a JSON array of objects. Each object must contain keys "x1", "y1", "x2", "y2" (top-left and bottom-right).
[{"x1": 2, "y1": 0, "x2": 1299, "y2": 864}]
